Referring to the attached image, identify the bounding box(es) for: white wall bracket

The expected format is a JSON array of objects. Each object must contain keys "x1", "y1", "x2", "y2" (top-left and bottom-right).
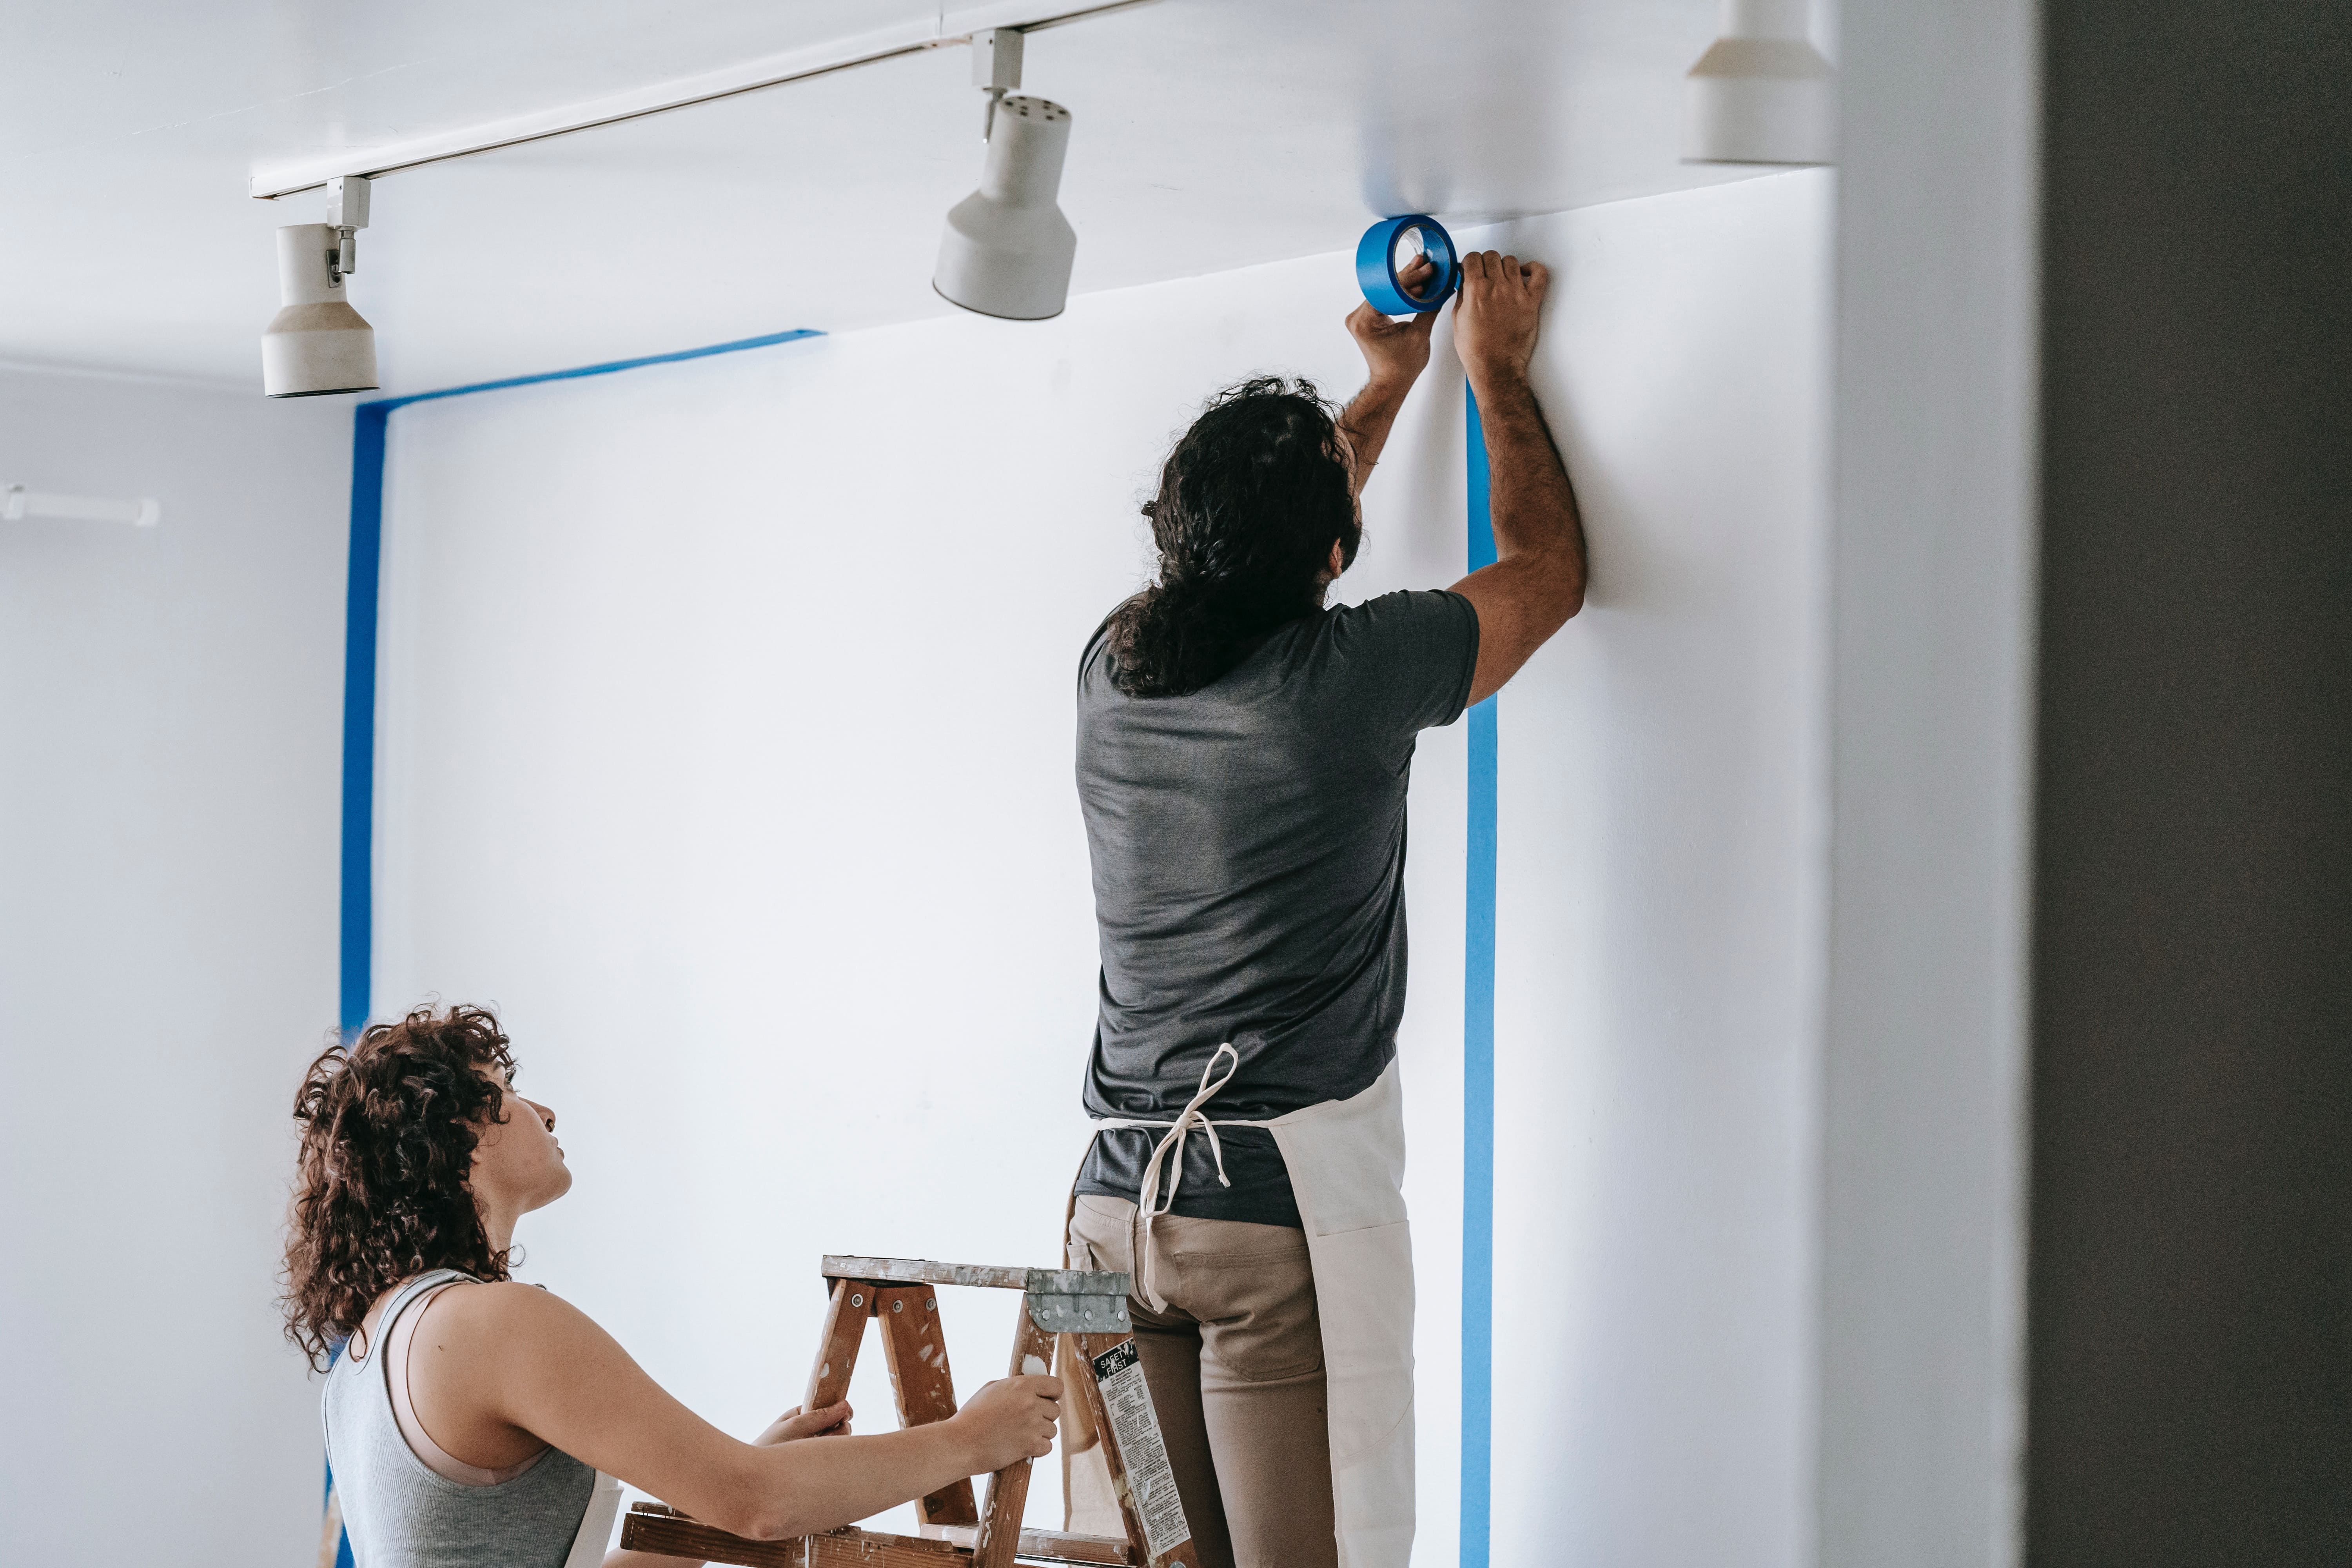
[
  {"x1": 325, "y1": 174, "x2": 371, "y2": 284},
  {"x1": 4, "y1": 484, "x2": 162, "y2": 527}
]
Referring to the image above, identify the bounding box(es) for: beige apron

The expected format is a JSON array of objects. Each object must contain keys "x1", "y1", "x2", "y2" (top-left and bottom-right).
[{"x1": 1078, "y1": 1046, "x2": 1417, "y2": 1568}]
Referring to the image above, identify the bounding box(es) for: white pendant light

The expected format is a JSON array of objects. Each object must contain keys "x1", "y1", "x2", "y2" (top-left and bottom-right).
[
  {"x1": 262, "y1": 176, "x2": 379, "y2": 397},
  {"x1": 935, "y1": 94, "x2": 1076, "y2": 321},
  {"x1": 935, "y1": 29, "x2": 1074, "y2": 321},
  {"x1": 1683, "y1": 0, "x2": 1837, "y2": 166}
]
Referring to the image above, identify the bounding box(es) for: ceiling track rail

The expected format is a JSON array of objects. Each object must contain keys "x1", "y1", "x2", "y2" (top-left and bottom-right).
[{"x1": 248, "y1": 0, "x2": 1154, "y2": 200}]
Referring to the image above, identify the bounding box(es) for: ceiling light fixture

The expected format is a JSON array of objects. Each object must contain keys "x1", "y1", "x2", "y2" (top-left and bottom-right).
[
  {"x1": 262, "y1": 175, "x2": 380, "y2": 397},
  {"x1": 245, "y1": 4, "x2": 1147, "y2": 372},
  {"x1": 934, "y1": 28, "x2": 1076, "y2": 321},
  {"x1": 1682, "y1": 0, "x2": 1836, "y2": 166}
]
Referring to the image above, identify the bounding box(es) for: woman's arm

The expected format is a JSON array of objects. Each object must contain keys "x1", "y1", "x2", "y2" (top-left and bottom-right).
[
  {"x1": 603, "y1": 1405, "x2": 854, "y2": 1566},
  {"x1": 408, "y1": 1282, "x2": 1060, "y2": 1541}
]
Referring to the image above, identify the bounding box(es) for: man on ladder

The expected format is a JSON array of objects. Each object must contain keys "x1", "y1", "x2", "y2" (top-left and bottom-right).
[{"x1": 1063, "y1": 250, "x2": 1586, "y2": 1568}]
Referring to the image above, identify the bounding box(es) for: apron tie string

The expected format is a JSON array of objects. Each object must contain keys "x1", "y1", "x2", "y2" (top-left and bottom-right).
[
  {"x1": 1091, "y1": 1042, "x2": 1258, "y2": 1311},
  {"x1": 1133, "y1": 1042, "x2": 1242, "y2": 1219}
]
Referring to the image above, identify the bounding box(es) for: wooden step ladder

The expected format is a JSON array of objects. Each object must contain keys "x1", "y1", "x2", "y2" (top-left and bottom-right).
[{"x1": 619, "y1": 1254, "x2": 1201, "y2": 1568}]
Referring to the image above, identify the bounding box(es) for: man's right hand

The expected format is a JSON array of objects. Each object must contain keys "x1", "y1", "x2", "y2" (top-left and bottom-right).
[
  {"x1": 949, "y1": 1374, "x2": 1062, "y2": 1472},
  {"x1": 1345, "y1": 254, "x2": 1441, "y2": 390},
  {"x1": 1453, "y1": 250, "x2": 1551, "y2": 390}
]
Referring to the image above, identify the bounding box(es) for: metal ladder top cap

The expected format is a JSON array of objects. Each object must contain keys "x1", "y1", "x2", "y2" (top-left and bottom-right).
[
  {"x1": 821, "y1": 1255, "x2": 1030, "y2": 1290},
  {"x1": 820, "y1": 1255, "x2": 1132, "y2": 1298}
]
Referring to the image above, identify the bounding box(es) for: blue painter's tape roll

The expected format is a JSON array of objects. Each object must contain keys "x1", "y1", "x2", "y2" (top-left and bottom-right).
[{"x1": 1356, "y1": 214, "x2": 1459, "y2": 314}]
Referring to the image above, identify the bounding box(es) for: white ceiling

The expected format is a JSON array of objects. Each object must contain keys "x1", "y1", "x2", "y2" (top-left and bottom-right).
[{"x1": 2, "y1": 0, "x2": 1772, "y2": 395}]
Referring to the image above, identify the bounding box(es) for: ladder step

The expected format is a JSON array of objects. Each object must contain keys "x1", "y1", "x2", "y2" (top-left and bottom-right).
[
  {"x1": 926, "y1": 1523, "x2": 1136, "y2": 1565},
  {"x1": 805, "y1": 1527, "x2": 963, "y2": 1565},
  {"x1": 621, "y1": 1510, "x2": 1137, "y2": 1568},
  {"x1": 620, "y1": 1505, "x2": 803, "y2": 1566}
]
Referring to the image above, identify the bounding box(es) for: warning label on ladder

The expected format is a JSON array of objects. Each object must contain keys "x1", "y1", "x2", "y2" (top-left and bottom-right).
[{"x1": 1090, "y1": 1339, "x2": 1192, "y2": 1559}]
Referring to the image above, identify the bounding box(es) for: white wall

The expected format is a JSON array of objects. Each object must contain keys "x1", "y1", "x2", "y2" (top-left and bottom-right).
[
  {"x1": 369, "y1": 256, "x2": 1474, "y2": 1545},
  {"x1": 1822, "y1": 0, "x2": 2039, "y2": 1561},
  {"x1": 1472, "y1": 174, "x2": 1833, "y2": 1566},
  {"x1": 0, "y1": 366, "x2": 351, "y2": 1566},
  {"x1": 368, "y1": 170, "x2": 1830, "y2": 1564}
]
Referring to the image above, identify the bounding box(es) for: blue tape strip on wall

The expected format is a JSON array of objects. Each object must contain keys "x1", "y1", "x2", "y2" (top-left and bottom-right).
[
  {"x1": 1355, "y1": 214, "x2": 1460, "y2": 314},
  {"x1": 1461, "y1": 384, "x2": 1498, "y2": 1568}
]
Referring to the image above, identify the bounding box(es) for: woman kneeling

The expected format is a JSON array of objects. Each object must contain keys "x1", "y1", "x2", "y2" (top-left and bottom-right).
[{"x1": 284, "y1": 1004, "x2": 1058, "y2": 1567}]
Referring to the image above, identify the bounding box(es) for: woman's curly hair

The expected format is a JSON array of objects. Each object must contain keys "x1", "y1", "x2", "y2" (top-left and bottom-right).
[
  {"x1": 1105, "y1": 376, "x2": 1361, "y2": 697},
  {"x1": 281, "y1": 1004, "x2": 519, "y2": 1370}
]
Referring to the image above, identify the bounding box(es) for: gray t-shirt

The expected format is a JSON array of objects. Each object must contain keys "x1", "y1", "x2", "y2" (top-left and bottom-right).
[{"x1": 1076, "y1": 588, "x2": 1481, "y2": 1226}]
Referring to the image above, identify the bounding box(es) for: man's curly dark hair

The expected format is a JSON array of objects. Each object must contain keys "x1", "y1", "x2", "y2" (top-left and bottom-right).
[
  {"x1": 281, "y1": 1003, "x2": 520, "y2": 1370},
  {"x1": 1105, "y1": 376, "x2": 1361, "y2": 698}
]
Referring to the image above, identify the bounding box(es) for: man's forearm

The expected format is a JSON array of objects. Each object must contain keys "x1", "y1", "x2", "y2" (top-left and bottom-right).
[
  {"x1": 1469, "y1": 368, "x2": 1583, "y2": 577},
  {"x1": 1339, "y1": 376, "x2": 1414, "y2": 493}
]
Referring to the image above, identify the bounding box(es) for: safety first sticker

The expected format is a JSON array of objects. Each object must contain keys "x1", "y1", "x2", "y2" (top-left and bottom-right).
[{"x1": 1089, "y1": 1339, "x2": 1193, "y2": 1559}]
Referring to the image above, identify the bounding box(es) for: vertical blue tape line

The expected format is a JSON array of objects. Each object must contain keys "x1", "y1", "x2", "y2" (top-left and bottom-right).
[
  {"x1": 333, "y1": 329, "x2": 822, "y2": 1041},
  {"x1": 1461, "y1": 383, "x2": 1498, "y2": 1568},
  {"x1": 339, "y1": 405, "x2": 388, "y2": 1038}
]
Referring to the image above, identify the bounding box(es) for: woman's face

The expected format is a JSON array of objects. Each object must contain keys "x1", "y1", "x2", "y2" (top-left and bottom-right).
[{"x1": 469, "y1": 1069, "x2": 573, "y2": 1218}]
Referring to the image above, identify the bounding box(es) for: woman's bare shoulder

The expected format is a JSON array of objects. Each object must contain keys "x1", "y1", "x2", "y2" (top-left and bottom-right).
[
  {"x1": 423, "y1": 1278, "x2": 593, "y2": 1334},
  {"x1": 406, "y1": 1279, "x2": 645, "y2": 1421}
]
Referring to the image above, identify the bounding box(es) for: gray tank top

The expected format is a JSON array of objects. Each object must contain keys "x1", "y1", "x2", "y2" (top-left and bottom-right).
[{"x1": 323, "y1": 1270, "x2": 599, "y2": 1568}]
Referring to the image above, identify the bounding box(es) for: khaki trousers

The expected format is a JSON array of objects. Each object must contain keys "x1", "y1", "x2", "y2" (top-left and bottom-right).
[{"x1": 1062, "y1": 1194, "x2": 1336, "y2": 1568}]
